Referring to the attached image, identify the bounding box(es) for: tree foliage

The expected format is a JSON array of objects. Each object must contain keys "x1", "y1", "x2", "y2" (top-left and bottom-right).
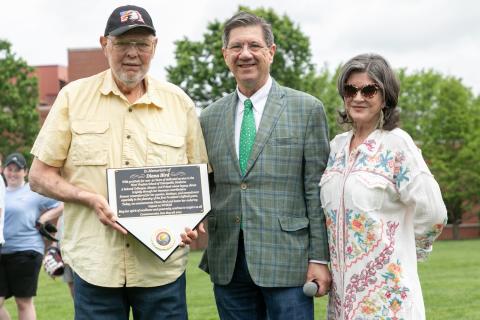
[
  {"x1": 307, "y1": 65, "x2": 343, "y2": 138},
  {"x1": 398, "y1": 70, "x2": 480, "y2": 229},
  {"x1": 166, "y1": 6, "x2": 319, "y2": 109},
  {"x1": 0, "y1": 39, "x2": 39, "y2": 161}
]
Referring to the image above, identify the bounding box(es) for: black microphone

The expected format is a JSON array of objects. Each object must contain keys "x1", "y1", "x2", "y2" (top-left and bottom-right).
[{"x1": 302, "y1": 282, "x2": 318, "y2": 297}]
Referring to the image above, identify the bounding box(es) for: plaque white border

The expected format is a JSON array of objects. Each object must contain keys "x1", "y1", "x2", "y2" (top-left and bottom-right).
[{"x1": 106, "y1": 163, "x2": 210, "y2": 261}]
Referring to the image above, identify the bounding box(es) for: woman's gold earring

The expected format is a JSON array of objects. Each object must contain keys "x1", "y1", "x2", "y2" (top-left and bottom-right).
[
  {"x1": 346, "y1": 111, "x2": 352, "y2": 123},
  {"x1": 378, "y1": 109, "x2": 385, "y2": 129}
]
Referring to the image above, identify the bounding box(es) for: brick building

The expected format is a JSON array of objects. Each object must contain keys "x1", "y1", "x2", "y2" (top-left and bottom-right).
[
  {"x1": 35, "y1": 47, "x2": 108, "y2": 123},
  {"x1": 68, "y1": 48, "x2": 109, "y2": 82},
  {"x1": 34, "y1": 65, "x2": 68, "y2": 123}
]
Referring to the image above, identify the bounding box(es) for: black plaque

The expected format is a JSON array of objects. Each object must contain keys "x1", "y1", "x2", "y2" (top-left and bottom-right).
[
  {"x1": 106, "y1": 164, "x2": 210, "y2": 261},
  {"x1": 114, "y1": 166, "x2": 204, "y2": 218}
]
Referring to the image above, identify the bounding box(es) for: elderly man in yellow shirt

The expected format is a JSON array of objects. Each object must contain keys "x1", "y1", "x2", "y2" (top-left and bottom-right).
[{"x1": 28, "y1": 5, "x2": 207, "y2": 320}]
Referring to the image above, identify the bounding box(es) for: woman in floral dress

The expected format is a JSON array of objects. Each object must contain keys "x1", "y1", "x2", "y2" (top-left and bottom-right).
[{"x1": 320, "y1": 53, "x2": 447, "y2": 320}]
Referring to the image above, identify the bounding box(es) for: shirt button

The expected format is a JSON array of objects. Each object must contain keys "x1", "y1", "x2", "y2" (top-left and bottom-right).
[
  {"x1": 240, "y1": 183, "x2": 247, "y2": 190},
  {"x1": 125, "y1": 161, "x2": 130, "y2": 165},
  {"x1": 234, "y1": 216, "x2": 241, "y2": 224},
  {"x1": 126, "y1": 243, "x2": 130, "y2": 248},
  {"x1": 128, "y1": 108, "x2": 133, "y2": 112},
  {"x1": 126, "y1": 135, "x2": 131, "y2": 139}
]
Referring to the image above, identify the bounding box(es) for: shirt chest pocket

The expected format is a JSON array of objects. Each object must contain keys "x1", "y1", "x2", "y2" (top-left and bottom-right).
[
  {"x1": 146, "y1": 131, "x2": 187, "y2": 165},
  {"x1": 351, "y1": 174, "x2": 391, "y2": 213},
  {"x1": 71, "y1": 121, "x2": 109, "y2": 166}
]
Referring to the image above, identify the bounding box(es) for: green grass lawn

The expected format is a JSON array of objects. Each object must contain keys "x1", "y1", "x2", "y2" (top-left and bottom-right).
[{"x1": 5, "y1": 239, "x2": 480, "y2": 319}]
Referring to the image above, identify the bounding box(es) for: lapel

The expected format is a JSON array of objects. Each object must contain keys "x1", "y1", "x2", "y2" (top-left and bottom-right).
[
  {"x1": 222, "y1": 92, "x2": 242, "y2": 176},
  {"x1": 245, "y1": 81, "x2": 286, "y2": 175}
]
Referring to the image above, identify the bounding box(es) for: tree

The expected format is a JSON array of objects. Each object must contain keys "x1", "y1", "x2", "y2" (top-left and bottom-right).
[
  {"x1": 166, "y1": 6, "x2": 318, "y2": 109},
  {"x1": 308, "y1": 65, "x2": 344, "y2": 138},
  {"x1": 0, "y1": 39, "x2": 39, "y2": 161},
  {"x1": 398, "y1": 70, "x2": 480, "y2": 238}
]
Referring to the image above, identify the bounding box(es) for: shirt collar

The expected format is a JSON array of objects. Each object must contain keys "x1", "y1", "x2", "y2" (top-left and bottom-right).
[
  {"x1": 347, "y1": 129, "x2": 384, "y2": 156},
  {"x1": 236, "y1": 76, "x2": 272, "y2": 111},
  {"x1": 100, "y1": 70, "x2": 163, "y2": 108}
]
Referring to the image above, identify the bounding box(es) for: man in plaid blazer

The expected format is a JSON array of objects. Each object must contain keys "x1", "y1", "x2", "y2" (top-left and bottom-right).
[{"x1": 199, "y1": 12, "x2": 331, "y2": 319}]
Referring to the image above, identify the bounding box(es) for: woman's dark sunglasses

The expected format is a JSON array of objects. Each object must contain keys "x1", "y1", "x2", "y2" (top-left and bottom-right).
[{"x1": 343, "y1": 83, "x2": 380, "y2": 99}]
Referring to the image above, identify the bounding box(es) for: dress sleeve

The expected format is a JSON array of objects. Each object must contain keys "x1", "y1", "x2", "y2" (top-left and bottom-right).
[{"x1": 394, "y1": 133, "x2": 447, "y2": 261}]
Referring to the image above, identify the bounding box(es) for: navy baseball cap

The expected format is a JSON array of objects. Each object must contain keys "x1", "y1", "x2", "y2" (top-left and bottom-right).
[
  {"x1": 104, "y1": 5, "x2": 156, "y2": 37},
  {"x1": 4, "y1": 152, "x2": 27, "y2": 169}
]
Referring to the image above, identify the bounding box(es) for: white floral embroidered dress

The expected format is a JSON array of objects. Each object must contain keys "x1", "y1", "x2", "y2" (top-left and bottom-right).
[{"x1": 320, "y1": 128, "x2": 447, "y2": 320}]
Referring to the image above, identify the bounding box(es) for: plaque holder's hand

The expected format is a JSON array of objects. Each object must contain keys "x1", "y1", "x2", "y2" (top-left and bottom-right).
[
  {"x1": 29, "y1": 158, "x2": 128, "y2": 235},
  {"x1": 179, "y1": 223, "x2": 206, "y2": 247},
  {"x1": 86, "y1": 192, "x2": 128, "y2": 235}
]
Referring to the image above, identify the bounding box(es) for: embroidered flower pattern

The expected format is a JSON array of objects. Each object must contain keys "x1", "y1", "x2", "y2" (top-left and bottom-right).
[
  {"x1": 415, "y1": 217, "x2": 447, "y2": 260},
  {"x1": 375, "y1": 150, "x2": 394, "y2": 173},
  {"x1": 343, "y1": 222, "x2": 400, "y2": 319},
  {"x1": 345, "y1": 210, "x2": 380, "y2": 262},
  {"x1": 356, "y1": 153, "x2": 368, "y2": 168},
  {"x1": 325, "y1": 209, "x2": 338, "y2": 269},
  {"x1": 327, "y1": 151, "x2": 347, "y2": 173},
  {"x1": 352, "y1": 147, "x2": 401, "y2": 183},
  {"x1": 327, "y1": 153, "x2": 337, "y2": 168},
  {"x1": 394, "y1": 166, "x2": 410, "y2": 188},
  {"x1": 363, "y1": 139, "x2": 376, "y2": 152},
  {"x1": 355, "y1": 260, "x2": 410, "y2": 319}
]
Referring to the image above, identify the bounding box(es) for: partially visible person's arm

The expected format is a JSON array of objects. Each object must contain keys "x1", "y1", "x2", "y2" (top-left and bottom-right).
[
  {"x1": 29, "y1": 159, "x2": 127, "y2": 234},
  {"x1": 304, "y1": 99, "x2": 331, "y2": 262},
  {"x1": 37, "y1": 202, "x2": 64, "y2": 225},
  {"x1": 395, "y1": 131, "x2": 447, "y2": 261},
  {"x1": 400, "y1": 169, "x2": 447, "y2": 260},
  {"x1": 36, "y1": 202, "x2": 64, "y2": 243}
]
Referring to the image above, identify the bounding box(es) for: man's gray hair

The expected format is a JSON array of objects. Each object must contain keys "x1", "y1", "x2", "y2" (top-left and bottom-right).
[{"x1": 222, "y1": 11, "x2": 274, "y2": 48}]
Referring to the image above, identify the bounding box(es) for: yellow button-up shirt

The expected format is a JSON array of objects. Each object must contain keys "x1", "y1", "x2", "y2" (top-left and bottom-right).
[{"x1": 31, "y1": 70, "x2": 208, "y2": 287}]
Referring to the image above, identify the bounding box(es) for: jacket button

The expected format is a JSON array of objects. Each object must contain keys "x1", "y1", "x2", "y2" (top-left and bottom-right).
[
  {"x1": 240, "y1": 183, "x2": 247, "y2": 190},
  {"x1": 234, "y1": 216, "x2": 241, "y2": 224}
]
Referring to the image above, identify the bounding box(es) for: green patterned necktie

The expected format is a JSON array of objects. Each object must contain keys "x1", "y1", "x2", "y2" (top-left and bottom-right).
[{"x1": 239, "y1": 99, "x2": 256, "y2": 175}]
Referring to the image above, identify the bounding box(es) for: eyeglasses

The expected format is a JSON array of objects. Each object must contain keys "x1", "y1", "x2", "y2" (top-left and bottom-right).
[
  {"x1": 226, "y1": 42, "x2": 268, "y2": 54},
  {"x1": 108, "y1": 38, "x2": 154, "y2": 54},
  {"x1": 343, "y1": 83, "x2": 380, "y2": 99}
]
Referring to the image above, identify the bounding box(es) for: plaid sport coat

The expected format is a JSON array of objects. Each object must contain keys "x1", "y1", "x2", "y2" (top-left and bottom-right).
[{"x1": 199, "y1": 80, "x2": 330, "y2": 287}]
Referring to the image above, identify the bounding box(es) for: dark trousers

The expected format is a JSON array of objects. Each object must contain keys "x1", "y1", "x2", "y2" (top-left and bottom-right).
[
  {"x1": 73, "y1": 272, "x2": 187, "y2": 320},
  {"x1": 213, "y1": 235, "x2": 313, "y2": 320}
]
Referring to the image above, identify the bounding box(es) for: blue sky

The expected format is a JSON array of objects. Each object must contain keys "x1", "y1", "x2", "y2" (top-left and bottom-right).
[{"x1": 2, "y1": 0, "x2": 479, "y2": 93}]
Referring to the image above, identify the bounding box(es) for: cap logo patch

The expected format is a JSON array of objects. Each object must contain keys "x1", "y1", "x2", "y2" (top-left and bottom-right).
[{"x1": 119, "y1": 10, "x2": 145, "y2": 24}]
